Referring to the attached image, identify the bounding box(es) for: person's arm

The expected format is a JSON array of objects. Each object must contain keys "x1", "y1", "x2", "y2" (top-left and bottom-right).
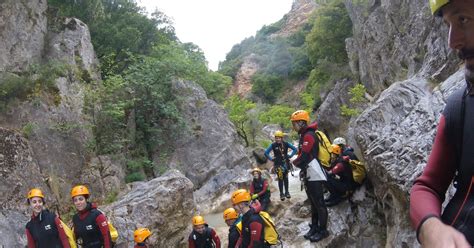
[
  {"x1": 293, "y1": 133, "x2": 316, "y2": 168},
  {"x1": 210, "y1": 228, "x2": 221, "y2": 248},
  {"x1": 248, "y1": 219, "x2": 264, "y2": 248},
  {"x1": 264, "y1": 144, "x2": 274, "y2": 161},
  {"x1": 410, "y1": 116, "x2": 469, "y2": 246},
  {"x1": 188, "y1": 233, "x2": 196, "y2": 248},
  {"x1": 26, "y1": 228, "x2": 36, "y2": 248},
  {"x1": 256, "y1": 180, "x2": 269, "y2": 197},
  {"x1": 95, "y1": 214, "x2": 111, "y2": 248},
  {"x1": 287, "y1": 142, "x2": 298, "y2": 158},
  {"x1": 55, "y1": 217, "x2": 71, "y2": 248},
  {"x1": 228, "y1": 229, "x2": 240, "y2": 248},
  {"x1": 330, "y1": 163, "x2": 344, "y2": 175}
]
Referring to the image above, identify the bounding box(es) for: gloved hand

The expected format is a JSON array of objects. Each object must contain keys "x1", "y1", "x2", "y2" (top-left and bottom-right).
[
  {"x1": 251, "y1": 194, "x2": 259, "y2": 200},
  {"x1": 342, "y1": 156, "x2": 350, "y2": 161}
]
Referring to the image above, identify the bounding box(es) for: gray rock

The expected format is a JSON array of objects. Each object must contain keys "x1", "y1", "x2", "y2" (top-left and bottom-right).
[
  {"x1": 168, "y1": 80, "x2": 252, "y2": 212},
  {"x1": 103, "y1": 170, "x2": 194, "y2": 248},
  {"x1": 0, "y1": 0, "x2": 47, "y2": 72},
  {"x1": 0, "y1": 210, "x2": 29, "y2": 247}
]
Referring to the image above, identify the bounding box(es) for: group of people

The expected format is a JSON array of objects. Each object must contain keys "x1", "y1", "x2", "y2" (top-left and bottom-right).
[{"x1": 25, "y1": 186, "x2": 153, "y2": 248}]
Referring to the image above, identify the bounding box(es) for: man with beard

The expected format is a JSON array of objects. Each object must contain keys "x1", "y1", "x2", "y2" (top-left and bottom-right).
[{"x1": 410, "y1": 0, "x2": 474, "y2": 247}]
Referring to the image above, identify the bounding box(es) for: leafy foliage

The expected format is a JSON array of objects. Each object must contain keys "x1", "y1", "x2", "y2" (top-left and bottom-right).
[
  {"x1": 258, "y1": 105, "x2": 295, "y2": 130},
  {"x1": 224, "y1": 95, "x2": 257, "y2": 147},
  {"x1": 340, "y1": 83, "x2": 367, "y2": 117}
]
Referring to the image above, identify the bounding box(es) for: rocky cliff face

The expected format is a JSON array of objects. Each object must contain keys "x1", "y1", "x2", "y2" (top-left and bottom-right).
[{"x1": 169, "y1": 80, "x2": 253, "y2": 212}]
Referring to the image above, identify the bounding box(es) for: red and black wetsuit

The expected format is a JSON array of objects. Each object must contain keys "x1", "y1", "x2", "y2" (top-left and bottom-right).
[
  {"x1": 326, "y1": 157, "x2": 355, "y2": 197},
  {"x1": 227, "y1": 219, "x2": 240, "y2": 248},
  {"x1": 411, "y1": 85, "x2": 474, "y2": 244},
  {"x1": 134, "y1": 244, "x2": 148, "y2": 248},
  {"x1": 188, "y1": 225, "x2": 221, "y2": 248},
  {"x1": 250, "y1": 178, "x2": 270, "y2": 211},
  {"x1": 26, "y1": 209, "x2": 70, "y2": 248},
  {"x1": 72, "y1": 203, "x2": 111, "y2": 248},
  {"x1": 240, "y1": 207, "x2": 265, "y2": 248},
  {"x1": 293, "y1": 122, "x2": 328, "y2": 234}
]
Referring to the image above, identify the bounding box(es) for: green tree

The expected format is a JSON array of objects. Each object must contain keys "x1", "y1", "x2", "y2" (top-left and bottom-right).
[
  {"x1": 251, "y1": 73, "x2": 284, "y2": 103},
  {"x1": 258, "y1": 105, "x2": 295, "y2": 130},
  {"x1": 224, "y1": 96, "x2": 256, "y2": 147}
]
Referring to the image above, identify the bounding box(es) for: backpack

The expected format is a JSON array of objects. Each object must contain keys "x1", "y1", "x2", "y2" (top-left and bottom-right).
[
  {"x1": 315, "y1": 131, "x2": 332, "y2": 168},
  {"x1": 349, "y1": 159, "x2": 366, "y2": 185},
  {"x1": 59, "y1": 219, "x2": 77, "y2": 248},
  {"x1": 236, "y1": 211, "x2": 281, "y2": 246}
]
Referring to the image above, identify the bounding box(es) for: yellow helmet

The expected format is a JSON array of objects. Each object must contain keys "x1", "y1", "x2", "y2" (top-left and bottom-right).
[
  {"x1": 192, "y1": 215, "x2": 206, "y2": 226},
  {"x1": 290, "y1": 110, "x2": 310, "y2": 123},
  {"x1": 27, "y1": 188, "x2": 44, "y2": 199},
  {"x1": 231, "y1": 189, "x2": 251, "y2": 205},
  {"x1": 429, "y1": 0, "x2": 449, "y2": 16},
  {"x1": 134, "y1": 228, "x2": 152, "y2": 243},
  {"x1": 274, "y1": 130, "x2": 284, "y2": 138},
  {"x1": 331, "y1": 144, "x2": 342, "y2": 155},
  {"x1": 223, "y1": 208, "x2": 239, "y2": 221},
  {"x1": 70, "y1": 185, "x2": 90, "y2": 198},
  {"x1": 251, "y1": 167, "x2": 262, "y2": 175}
]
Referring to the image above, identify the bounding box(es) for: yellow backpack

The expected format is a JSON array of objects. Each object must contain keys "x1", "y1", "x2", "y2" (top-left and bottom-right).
[
  {"x1": 108, "y1": 221, "x2": 118, "y2": 243},
  {"x1": 349, "y1": 159, "x2": 366, "y2": 185},
  {"x1": 235, "y1": 211, "x2": 281, "y2": 246},
  {"x1": 59, "y1": 219, "x2": 77, "y2": 248},
  {"x1": 315, "y1": 131, "x2": 332, "y2": 168}
]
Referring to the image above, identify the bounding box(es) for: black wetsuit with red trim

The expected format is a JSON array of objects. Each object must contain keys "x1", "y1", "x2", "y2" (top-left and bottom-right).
[
  {"x1": 240, "y1": 207, "x2": 266, "y2": 248},
  {"x1": 410, "y1": 84, "x2": 474, "y2": 244},
  {"x1": 25, "y1": 209, "x2": 70, "y2": 248},
  {"x1": 250, "y1": 178, "x2": 270, "y2": 211},
  {"x1": 72, "y1": 203, "x2": 112, "y2": 248}
]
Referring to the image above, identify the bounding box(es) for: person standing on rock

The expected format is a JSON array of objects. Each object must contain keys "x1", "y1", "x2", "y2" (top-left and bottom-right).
[
  {"x1": 134, "y1": 228, "x2": 152, "y2": 248},
  {"x1": 70, "y1": 185, "x2": 112, "y2": 248},
  {"x1": 25, "y1": 188, "x2": 71, "y2": 248},
  {"x1": 188, "y1": 215, "x2": 221, "y2": 248},
  {"x1": 231, "y1": 189, "x2": 266, "y2": 248},
  {"x1": 290, "y1": 110, "x2": 329, "y2": 243},
  {"x1": 264, "y1": 130, "x2": 297, "y2": 201},
  {"x1": 410, "y1": 0, "x2": 474, "y2": 247},
  {"x1": 249, "y1": 168, "x2": 271, "y2": 211},
  {"x1": 223, "y1": 208, "x2": 241, "y2": 248}
]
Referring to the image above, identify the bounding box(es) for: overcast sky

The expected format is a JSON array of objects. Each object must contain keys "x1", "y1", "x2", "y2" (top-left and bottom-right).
[{"x1": 137, "y1": 0, "x2": 294, "y2": 71}]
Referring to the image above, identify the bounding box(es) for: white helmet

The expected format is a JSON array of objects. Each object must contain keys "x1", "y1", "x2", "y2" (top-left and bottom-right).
[{"x1": 333, "y1": 137, "x2": 346, "y2": 146}]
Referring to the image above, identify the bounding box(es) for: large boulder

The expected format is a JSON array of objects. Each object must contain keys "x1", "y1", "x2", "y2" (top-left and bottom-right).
[
  {"x1": 167, "y1": 80, "x2": 252, "y2": 212},
  {"x1": 103, "y1": 170, "x2": 194, "y2": 248},
  {"x1": 344, "y1": 0, "x2": 458, "y2": 95},
  {"x1": 0, "y1": 0, "x2": 47, "y2": 71}
]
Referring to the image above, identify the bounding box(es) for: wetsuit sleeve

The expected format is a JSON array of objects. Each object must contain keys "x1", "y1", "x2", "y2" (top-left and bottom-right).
[
  {"x1": 410, "y1": 115, "x2": 457, "y2": 233},
  {"x1": 188, "y1": 233, "x2": 196, "y2": 248},
  {"x1": 248, "y1": 220, "x2": 264, "y2": 248},
  {"x1": 287, "y1": 142, "x2": 297, "y2": 158},
  {"x1": 264, "y1": 144, "x2": 273, "y2": 161},
  {"x1": 293, "y1": 133, "x2": 316, "y2": 168},
  {"x1": 228, "y1": 229, "x2": 240, "y2": 248},
  {"x1": 26, "y1": 228, "x2": 35, "y2": 248},
  {"x1": 95, "y1": 213, "x2": 111, "y2": 248},
  {"x1": 55, "y1": 217, "x2": 71, "y2": 248},
  {"x1": 330, "y1": 163, "x2": 344, "y2": 175},
  {"x1": 211, "y1": 228, "x2": 221, "y2": 248},
  {"x1": 256, "y1": 180, "x2": 269, "y2": 197}
]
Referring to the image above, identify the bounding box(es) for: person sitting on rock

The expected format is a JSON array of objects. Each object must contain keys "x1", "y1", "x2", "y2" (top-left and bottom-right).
[
  {"x1": 188, "y1": 215, "x2": 221, "y2": 248},
  {"x1": 324, "y1": 144, "x2": 358, "y2": 207},
  {"x1": 249, "y1": 168, "x2": 271, "y2": 211},
  {"x1": 333, "y1": 137, "x2": 359, "y2": 160},
  {"x1": 223, "y1": 208, "x2": 241, "y2": 248},
  {"x1": 70, "y1": 185, "x2": 112, "y2": 248},
  {"x1": 264, "y1": 130, "x2": 297, "y2": 201},
  {"x1": 25, "y1": 188, "x2": 71, "y2": 248},
  {"x1": 231, "y1": 189, "x2": 266, "y2": 248},
  {"x1": 134, "y1": 228, "x2": 152, "y2": 248}
]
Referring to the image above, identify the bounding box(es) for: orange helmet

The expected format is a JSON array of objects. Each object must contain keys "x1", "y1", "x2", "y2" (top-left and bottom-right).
[
  {"x1": 71, "y1": 185, "x2": 90, "y2": 198},
  {"x1": 27, "y1": 188, "x2": 44, "y2": 199},
  {"x1": 331, "y1": 144, "x2": 342, "y2": 155},
  {"x1": 290, "y1": 110, "x2": 310, "y2": 123},
  {"x1": 231, "y1": 189, "x2": 251, "y2": 205},
  {"x1": 192, "y1": 215, "x2": 206, "y2": 226},
  {"x1": 223, "y1": 208, "x2": 239, "y2": 221},
  {"x1": 134, "y1": 228, "x2": 152, "y2": 243}
]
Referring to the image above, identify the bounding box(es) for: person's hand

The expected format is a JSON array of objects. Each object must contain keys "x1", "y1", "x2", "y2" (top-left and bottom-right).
[
  {"x1": 251, "y1": 194, "x2": 259, "y2": 200},
  {"x1": 419, "y1": 217, "x2": 470, "y2": 247},
  {"x1": 342, "y1": 156, "x2": 350, "y2": 161}
]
